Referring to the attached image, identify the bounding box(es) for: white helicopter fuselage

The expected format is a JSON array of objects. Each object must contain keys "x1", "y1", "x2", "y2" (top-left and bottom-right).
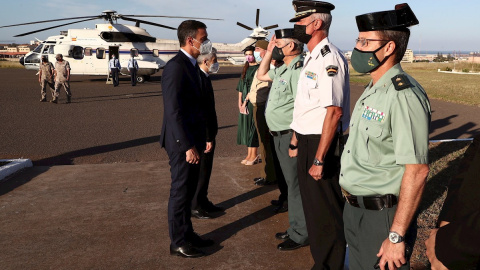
[{"x1": 21, "y1": 22, "x2": 267, "y2": 81}]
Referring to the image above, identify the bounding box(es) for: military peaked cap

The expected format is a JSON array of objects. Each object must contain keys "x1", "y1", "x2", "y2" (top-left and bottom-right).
[
  {"x1": 356, "y1": 3, "x2": 419, "y2": 32},
  {"x1": 275, "y1": 28, "x2": 295, "y2": 39},
  {"x1": 289, "y1": 1, "x2": 335, "y2": 22}
]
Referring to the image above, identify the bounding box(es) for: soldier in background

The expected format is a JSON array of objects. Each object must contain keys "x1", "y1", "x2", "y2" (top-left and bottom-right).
[
  {"x1": 127, "y1": 55, "x2": 139, "y2": 86},
  {"x1": 109, "y1": 54, "x2": 121, "y2": 87},
  {"x1": 38, "y1": 56, "x2": 54, "y2": 102},
  {"x1": 53, "y1": 54, "x2": 71, "y2": 104}
]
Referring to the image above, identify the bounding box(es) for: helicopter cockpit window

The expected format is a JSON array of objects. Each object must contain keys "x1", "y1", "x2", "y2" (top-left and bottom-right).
[
  {"x1": 153, "y1": 49, "x2": 159, "y2": 57},
  {"x1": 84, "y1": 47, "x2": 92, "y2": 57},
  {"x1": 72, "y1": 46, "x2": 84, "y2": 60},
  {"x1": 33, "y1": 44, "x2": 43, "y2": 53},
  {"x1": 130, "y1": 48, "x2": 139, "y2": 57},
  {"x1": 42, "y1": 45, "x2": 50, "y2": 54},
  {"x1": 96, "y1": 47, "x2": 105, "y2": 59}
]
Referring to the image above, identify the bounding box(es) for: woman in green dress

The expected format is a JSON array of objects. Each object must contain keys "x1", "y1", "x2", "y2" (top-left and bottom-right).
[{"x1": 237, "y1": 46, "x2": 260, "y2": 165}]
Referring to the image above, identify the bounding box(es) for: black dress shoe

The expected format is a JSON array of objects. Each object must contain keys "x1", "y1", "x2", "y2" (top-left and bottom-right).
[
  {"x1": 255, "y1": 178, "x2": 276, "y2": 186},
  {"x1": 271, "y1": 199, "x2": 283, "y2": 206},
  {"x1": 187, "y1": 232, "x2": 214, "y2": 247},
  {"x1": 273, "y1": 202, "x2": 288, "y2": 213},
  {"x1": 275, "y1": 231, "x2": 290, "y2": 240},
  {"x1": 203, "y1": 203, "x2": 224, "y2": 213},
  {"x1": 191, "y1": 208, "x2": 212, "y2": 219},
  {"x1": 277, "y1": 238, "x2": 308, "y2": 251},
  {"x1": 170, "y1": 244, "x2": 205, "y2": 258}
]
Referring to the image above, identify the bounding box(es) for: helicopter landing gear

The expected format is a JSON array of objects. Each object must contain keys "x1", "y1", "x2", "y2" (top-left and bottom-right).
[{"x1": 136, "y1": 75, "x2": 150, "y2": 83}]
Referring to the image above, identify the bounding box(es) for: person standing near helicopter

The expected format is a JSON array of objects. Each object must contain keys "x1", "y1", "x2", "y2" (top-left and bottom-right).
[
  {"x1": 127, "y1": 55, "x2": 139, "y2": 86},
  {"x1": 109, "y1": 53, "x2": 121, "y2": 87}
]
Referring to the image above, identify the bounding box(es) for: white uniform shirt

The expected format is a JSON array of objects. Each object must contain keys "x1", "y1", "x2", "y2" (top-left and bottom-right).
[
  {"x1": 290, "y1": 37, "x2": 350, "y2": 135},
  {"x1": 127, "y1": 58, "x2": 138, "y2": 71},
  {"x1": 108, "y1": 58, "x2": 121, "y2": 71}
]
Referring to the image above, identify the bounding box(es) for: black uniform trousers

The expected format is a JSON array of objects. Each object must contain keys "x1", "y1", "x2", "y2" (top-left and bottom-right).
[
  {"x1": 296, "y1": 133, "x2": 346, "y2": 270},
  {"x1": 191, "y1": 140, "x2": 216, "y2": 210},
  {"x1": 111, "y1": 68, "x2": 119, "y2": 86},
  {"x1": 165, "y1": 143, "x2": 203, "y2": 248},
  {"x1": 130, "y1": 69, "x2": 137, "y2": 86}
]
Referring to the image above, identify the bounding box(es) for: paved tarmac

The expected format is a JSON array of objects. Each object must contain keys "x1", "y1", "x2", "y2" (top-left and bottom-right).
[{"x1": 1, "y1": 66, "x2": 480, "y2": 269}]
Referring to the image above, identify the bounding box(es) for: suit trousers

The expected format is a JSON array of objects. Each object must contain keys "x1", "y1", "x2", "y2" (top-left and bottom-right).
[
  {"x1": 130, "y1": 69, "x2": 137, "y2": 86},
  {"x1": 296, "y1": 133, "x2": 346, "y2": 270},
  {"x1": 165, "y1": 147, "x2": 201, "y2": 248},
  {"x1": 273, "y1": 133, "x2": 308, "y2": 244},
  {"x1": 111, "y1": 68, "x2": 119, "y2": 86},
  {"x1": 191, "y1": 140, "x2": 215, "y2": 210}
]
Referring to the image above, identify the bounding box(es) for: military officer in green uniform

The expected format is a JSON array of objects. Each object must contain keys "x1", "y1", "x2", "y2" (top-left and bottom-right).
[
  {"x1": 256, "y1": 28, "x2": 308, "y2": 251},
  {"x1": 340, "y1": 4, "x2": 431, "y2": 270}
]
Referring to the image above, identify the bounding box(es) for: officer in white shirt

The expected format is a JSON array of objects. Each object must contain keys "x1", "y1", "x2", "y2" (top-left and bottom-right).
[
  {"x1": 108, "y1": 54, "x2": 121, "y2": 87},
  {"x1": 288, "y1": 1, "x2": 350, "y2": 269},
  {"x1": 127, "y1": 55, "x2": 139, "y2": 86}
]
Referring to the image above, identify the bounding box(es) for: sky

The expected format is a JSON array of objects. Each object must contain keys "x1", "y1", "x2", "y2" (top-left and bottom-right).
[{"x1": 1, "y1": 0, "x2": 479, "y2": 53}]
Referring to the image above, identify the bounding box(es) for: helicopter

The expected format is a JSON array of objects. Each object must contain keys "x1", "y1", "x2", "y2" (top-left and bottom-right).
[{"x1": 0, "y1": 9, "x2": 277, "y2": 83}]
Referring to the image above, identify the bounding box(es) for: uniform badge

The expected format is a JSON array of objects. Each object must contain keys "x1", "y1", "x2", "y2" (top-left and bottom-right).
[
  {"x1": 278, "y1": 78, "x2": 288, "y2": 85},
  {"x1": 391, "y1": 74, "x2": 412, "y2": 91},
  {"x1": 321, "y1": 45, "x2": 331, "y2": 57},
  {"x1": 295, "y1": 61, "x2": 303, "y2": 69},
  {"x1": 326, "y1": 65, "x2": 338, "y2": 77},
  {"x1": 361, "y1": 106, "x2": 386, "y2": 123},
  {"x1": 305, "y1": 70, "x2": 317, "y2": 81}
]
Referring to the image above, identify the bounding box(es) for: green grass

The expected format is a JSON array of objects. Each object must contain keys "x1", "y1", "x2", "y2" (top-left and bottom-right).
[
  {"x1": 0, "y1": 60, "x2": 23, "y2": 69},
  {"x1": 349, "y1": 62, "x2": 480, "y2": 107}
]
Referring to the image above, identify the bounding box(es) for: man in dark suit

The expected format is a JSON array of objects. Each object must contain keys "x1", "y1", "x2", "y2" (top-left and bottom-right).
[
  {"x1": 425, "y1": 135, "x2": 480, "y2": 270},
  {"x1": 190, "y1": 48, "x2": 224, "y2": 219},
  {"x1": 159, "y1": 20, "x2": 214, "y2": 258}
]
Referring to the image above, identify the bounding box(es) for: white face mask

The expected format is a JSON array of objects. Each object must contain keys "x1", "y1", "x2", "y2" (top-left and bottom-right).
[
  {"x1": 193, "y1": 38, "x2": 213, "y2": 55},
  {"x1": 209, "y1": 62, "x2": 220, "y2": 74}
]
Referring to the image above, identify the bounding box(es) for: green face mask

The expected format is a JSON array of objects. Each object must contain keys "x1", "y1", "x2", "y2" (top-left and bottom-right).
[{"x1": 350, "y1": 43, "x2": 389, "y2": 73}]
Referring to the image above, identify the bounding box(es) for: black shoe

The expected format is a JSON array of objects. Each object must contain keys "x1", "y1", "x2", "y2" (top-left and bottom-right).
[
  {"x1": 253, "y1": 177, "x2": 264, "y2": 183},
  {"x1": 273, "y1": 202, "x2": 288, "y2": 214},
  {"x1": 187, "y1": 232, "x2": 214, "y2": 248},
  {"x1": 255, "y1": 178, "x2": 276, "y2": 186},
  {"x1": 191, "y1": 208, "x2": 212, "y2": 219},
  {"x1": 275, "y1": 231, "x2": 290, "y2": 240},
  {"x1": 277, "y1": 239, "x2": 308, "y2": 251},
  {"x1": 271, "y1": 199, "x2": 283, "y2": 206},
  {"x1": 50, "y1": 99, "x2": 57, "y2": 104},
  {"x1": 203, "y1": 203, "x2": 224, "y2": 213},
  {"x1": 40, "y1": 98, "x2": 47, "y2": 102},
  {"x1": 65, "y1": 96, "x2": 71, "y2": 104},
  {"x1": 170, "y1": 244, "x2": 205, "y2": 258}
]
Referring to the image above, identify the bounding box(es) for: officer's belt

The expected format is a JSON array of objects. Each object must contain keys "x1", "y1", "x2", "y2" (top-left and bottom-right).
[
  {"x1": 341, "y1": 188, "x2": 397, "y2": 210},
  {"x1": 269, "y1": 129, "x2": 293, "y2": 136}
]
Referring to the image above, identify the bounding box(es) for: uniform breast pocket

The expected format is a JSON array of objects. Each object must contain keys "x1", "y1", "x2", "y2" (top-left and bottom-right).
[{"x1": 355, "y1": 120, "x2": 384, "y2": 165}]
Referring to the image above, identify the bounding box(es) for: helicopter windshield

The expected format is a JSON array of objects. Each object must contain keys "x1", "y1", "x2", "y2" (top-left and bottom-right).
[{"x1": 33, "y1": 44, "x2": 43, "y2": 53}]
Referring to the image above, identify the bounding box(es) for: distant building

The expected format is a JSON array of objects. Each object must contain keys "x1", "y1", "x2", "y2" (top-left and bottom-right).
[{"x1": 401, "y1": 49, "x2": 414, "y2": 63}]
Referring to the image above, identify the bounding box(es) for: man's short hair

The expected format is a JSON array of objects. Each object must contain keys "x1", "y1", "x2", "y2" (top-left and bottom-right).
[
  {"x1": 177, "y1": 20, "x2": 207, "y2": 47},
  {"x1": 310, "y1": 13, "x2": 332, "y2": 36},
  {"x1": 378, "y1": 29, "x2": 410, "y2": 64},
  {"x1": 282, "y1": 38, "x2": 304, "y2": 54},
  {"x1": 197, "y1": 47, "x2": 217, "y2": 63}
]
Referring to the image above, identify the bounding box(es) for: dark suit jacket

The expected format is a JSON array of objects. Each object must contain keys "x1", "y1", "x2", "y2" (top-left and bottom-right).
[
  {"x1": 160, "y1": 50, "x2": 206, "y2": 153},
  {"x1": 436, "y1": 134, "x2": 480, "y2": 269},
  {"x1": 199, "y1": 71, "x2": 218, "y2": 142}
]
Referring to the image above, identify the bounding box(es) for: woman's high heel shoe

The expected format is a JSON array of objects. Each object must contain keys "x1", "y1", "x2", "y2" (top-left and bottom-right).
[
  {"x1": 245, "y1": 155, "x2": 261, "y2": 166},
  {"x1": 241, "y1": 159, "x2": 247, "y2": 164}
]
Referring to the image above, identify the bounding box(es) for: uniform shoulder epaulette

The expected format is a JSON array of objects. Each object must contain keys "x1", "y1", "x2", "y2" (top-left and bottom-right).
[
  {"x1": 391, "y1": 74, "x2": 412, "y2": 91},
  {"x1": 321, "y1": 45, "x2": 331, "y2": 57},
  {"x1": 295, "y1": 61, "x2": 303, "y2": 69}
]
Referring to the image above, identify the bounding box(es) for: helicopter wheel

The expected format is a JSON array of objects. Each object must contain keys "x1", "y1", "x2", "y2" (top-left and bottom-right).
[{"x1": 136, "y1": 76, "x2": 145, "y2": 83}]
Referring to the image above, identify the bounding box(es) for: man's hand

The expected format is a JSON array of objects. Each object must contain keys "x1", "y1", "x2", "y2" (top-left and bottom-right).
[
  {"x1": 309, "y1": 164, "x2": 324, "y2": 181},
  {"x1": 267, "y1": 35, "x2": 277, "y2": 52},
  {"x1": 425, "y1": 229, "x2": 448, "y2": 270},
  {"x1": 186, "y1": 146, "x2": 200, "y2": 164},
  {"x1": 289, "y1": 148, "x2": 298, "y2": 158},
  {"x1": 204, "y1": 142, "x2": 213, "y2": 153},
  {"x1": 376, "y1": 240, "x2": 406, "y2": 270}
]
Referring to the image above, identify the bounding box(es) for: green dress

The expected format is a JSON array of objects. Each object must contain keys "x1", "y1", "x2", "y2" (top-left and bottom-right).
[{"x1": 236, "y1": 65, "x2": 259, "y2": 147}]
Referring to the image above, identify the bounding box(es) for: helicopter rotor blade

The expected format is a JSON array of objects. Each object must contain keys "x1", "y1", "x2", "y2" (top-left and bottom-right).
[
  {"x1": 1, "y1": 16, "x2": 101, "y2": 29},
  {"x1": 120, "y1": 16, "x2": 177, "y2": 30},
  {"x1": 120, "y1": 15, "x2": 222, "y2": 21},
  {"x1": 256, "y1": 9, "x2": 260, "y2": 27},
  {"x1": 264, "y1": 24, "x2": 279, "y2": 30},
  {"x1": 237, "y1": 22, "x2": 253, "y2": 31},
  {"x1": 14, "y1": 18, "x2": 99, "y2": 37}
]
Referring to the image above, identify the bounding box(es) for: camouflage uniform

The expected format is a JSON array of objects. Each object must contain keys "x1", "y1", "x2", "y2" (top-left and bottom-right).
[{"x1": 39, "y1": 61, "x2": 54, "y2": 101}]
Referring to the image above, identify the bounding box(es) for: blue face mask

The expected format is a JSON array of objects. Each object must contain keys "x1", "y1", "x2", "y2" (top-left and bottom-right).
[{"x1": 253, "y1": 51, "x2": 262, "y2": 62}]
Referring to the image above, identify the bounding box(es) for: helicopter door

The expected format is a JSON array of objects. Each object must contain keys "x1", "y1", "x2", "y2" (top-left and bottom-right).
[{"x1": 109, "y1": 46, "x2": 119, "y2": 60}]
